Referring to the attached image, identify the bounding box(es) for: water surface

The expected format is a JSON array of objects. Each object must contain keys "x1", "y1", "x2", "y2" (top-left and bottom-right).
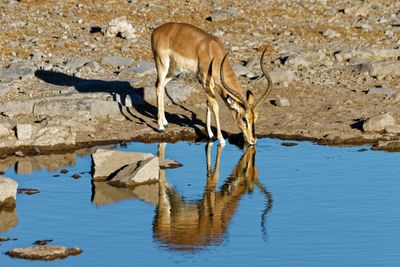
[{"x1": 1, "y1": 139, "x2": 400, "y2": 266}]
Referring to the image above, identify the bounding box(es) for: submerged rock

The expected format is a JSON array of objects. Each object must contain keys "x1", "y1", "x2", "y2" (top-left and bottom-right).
[
  {"x1": 159, "y1": 159, "x2": 183, "y2": 169},
  {"x1": 17, "y1": 188, "x2": 40, "y2": 195},
  {"x1": 6, "y1": 245, "x2": 82, "y2": 261}
]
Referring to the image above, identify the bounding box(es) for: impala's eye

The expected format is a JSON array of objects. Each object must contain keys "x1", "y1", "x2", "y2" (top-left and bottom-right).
[{"x1": 242, "y1": 118, "x2": 247, "y2": 125}]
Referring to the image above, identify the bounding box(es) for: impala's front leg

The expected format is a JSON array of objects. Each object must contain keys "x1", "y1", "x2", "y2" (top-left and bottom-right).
[
  {"x1": 208, "y1": 96, "x2": 225, "y2": 147},
  {"x1": 206, "y1": 104, "x2": 215, "y2": 140}
]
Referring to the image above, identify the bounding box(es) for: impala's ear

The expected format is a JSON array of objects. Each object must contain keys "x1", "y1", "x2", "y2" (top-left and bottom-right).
[
  {"x1": 246, "y1": 90, "x2": 255, "y2": 106},
  {"x1": 227, "y1": 96, "x2": 242, "y2": 112}
]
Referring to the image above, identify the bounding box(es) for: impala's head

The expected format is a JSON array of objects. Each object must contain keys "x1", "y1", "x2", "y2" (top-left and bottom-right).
[{"x1": 220, "y1": 47, "x2": 272, "y2": 146}]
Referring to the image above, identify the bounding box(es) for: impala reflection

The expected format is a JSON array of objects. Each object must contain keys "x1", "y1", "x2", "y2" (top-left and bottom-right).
[{"x1": 153, "y1": 143, "x2": 272, "y2": 250}]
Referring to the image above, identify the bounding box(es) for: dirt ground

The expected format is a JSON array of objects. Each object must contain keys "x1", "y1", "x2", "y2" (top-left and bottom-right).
[{"x1": 1, "y1": 0, "x2": 400, "y2": 156}]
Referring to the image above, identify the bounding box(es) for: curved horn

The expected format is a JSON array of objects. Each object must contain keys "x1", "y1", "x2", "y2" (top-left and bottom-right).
[
  {"x1": 220, "y1": 53, "x2": 245, "y2": 103},
  {"x1": 254, "y1": 46, "x2": 273, "y2": 110}
]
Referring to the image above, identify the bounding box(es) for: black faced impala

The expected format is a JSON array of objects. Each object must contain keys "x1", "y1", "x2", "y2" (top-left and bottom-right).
[{"x1": 151, "y1": 22, "x2": 272, "y2": 146}]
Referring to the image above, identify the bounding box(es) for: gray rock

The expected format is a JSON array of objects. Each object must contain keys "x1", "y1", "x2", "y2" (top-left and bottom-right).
[
  {"x1": 144, "y1": 80, "x2": 200, "y2": 104},
  {"x1": 104, "y1": 16, "x2": 138, "y2": 41},
  {"x1": 0, "y1": 176, "x2": 18, "y2": 210},
  {"x1": 6, "y1": 245, "x2": 82, "y2": 261},
  {"x1": 65, "y1": 57, "x2": 92, "y2": 71},
  {"x1": 323, "y1": 29, "x2": 341, "y2": 38},
  {"x1": 126, "y1": 61, "x2": 156, "y2": 76},
  {"x1": 85, "y1": 61, "x2": 101, "y2": 72},
  {"x1": 0, "y1": 67, "x2": 34, "y2": 80},
  {"x1": 368, "y1": 61, "x2": 400, "y2": 78},
  {"x1": 363, "y1": 113, "x2": 396, "y2": 132},
  {"x1": 274, "y1": 97, "x2": 291, "y2": 107},
  {"x1": 108, "y1": 157, "x2": 159, "y2": 187},
  {"x1": 90, "y1": 99, "x2": 124, "y2": 120},
  {"x1": 101, "y1": 56, "x2": 134, "y2": 69},
  {"x1": 269, "y1": 69, "x2": 295, "y2": 86},
  {"x1": 366, "y1": 85, "x2": 394, "y2": 95},
  {"x1": 16, "y1": 124, "x2": 33, "y2": 141},
  {"x1": 92, "y1": 149, "x2": 154, "y2": 181},
  {"x1": 209, "y1": 9, "x2": 229, "y2": 22},
  {"x1": 232, "y1": 64, "x2": 251, "y2": 76}
]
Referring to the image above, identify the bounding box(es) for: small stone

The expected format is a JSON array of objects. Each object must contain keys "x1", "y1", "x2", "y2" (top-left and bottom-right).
[
  {"x1": 281, "y1": 142, "x2": 298, "y2": 147},
  {"x1": 274, "y1": 97, "x2": 291, "y2": 107},
  {"x1": 85, "y1": 61, "x2": 101, "y2": 72},
  {"x1": 384, "y1": 125, "x2": 400, "y2": 134},
  {"x1": 17, "y1": 188, "x2": 40, "y2": 195},
  {"x1": 104, "y1": 16, "x2": 138, "y2": 41},
  {"x1": 33, "y1": 240, "x2": 53, "y2": 246},
  {"x1": 60, "y1": 169, "x2": 69, "y2": 174},
  {"x1": 71, "y1": 174, "x2": 81, "y2": 179},
  {"x1": 323, "y1": 29, "x2": 341, "y2": 38}
]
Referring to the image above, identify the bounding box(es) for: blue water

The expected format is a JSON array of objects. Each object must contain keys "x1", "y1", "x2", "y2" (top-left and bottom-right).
[{"x1": 1, "y1": 138, "x2": 400, "y2": 266}]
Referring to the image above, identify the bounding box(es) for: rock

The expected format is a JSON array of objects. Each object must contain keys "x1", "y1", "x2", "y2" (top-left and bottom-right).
[
  {"x1": 0, "y1": 83, "x2": 13, "y2": 97},
  {"x1": 92, "y1": 149, "x2": 154, "y2": 181},
  {"x1": 126, "y1": 60, "x2": 156, "y2": 76},
  {"x1": 282, "y1": 51, "x2": 326, "y2": 67},
  {"x1": 274, "y1": 97, "x2": 291, "y2": 107},
  {"x1": 232, "y1": 64, "x2": 251, "y2": 76},
  {"x1": 322, "y1": 29, "x2": 340, "y2": 38},
  {"x1": 33, "y1": 126, "x2": 76, "y2": 146},
  {"x1": 344, "y1": 5, "x2": 370, "y2": 17},
  {"x1": 71, "y1": 173, "x2": 81, "y2": 179},
  {"x1": 85, "y1": 61, "x2": 101, "y2": 72},
  {"x1": 281, "y1": 142, "x2": 298, "y2": 147},
  {"x1": 6, "y1": 245, "x2": 82, "y2": 261},
  {"x1": 16, "y1": 124, "x2": 33, "y2": 141},
  {"x1": 144, "y1": 80, "x2": 200, "y2": 104},
  {"x1": 0, "y1": 124, "x2": 11, "y2": 138},
  {"x1": 209, "y1": 9, "x2": 229, "y2": 22},
  {"x1": 101, "y1": 56, "x2": 134, "y2": 69},
  {"x1": 104, "y1": 16, "x2": 138, "y2": 41},
  {"x1": 159, "y1": 159, "x2": 183, "y2": 169},
  {"x1": 366, "y1": 85, "x2": 394, "y2": 95},
  {"x1": 64, "y1": 57, "x2": 92, "y2": 71},
  {"x1": 108, "y1": 157, "x2": 159, "y2": 187},
  {"x1": 385, "y1": 125, "x2": 400, "y2": 134},
  {"x1": 0, "y1": 67, "x2": 34, "y2": 80},
  {"x1": 17, "y1": 188, "x2": 40, "y2": 195},
  {"x1": 269, "y1": 69, "x2": 295, "y2": 86},
  {"x1": 363, "y1": 113, "x2": 396, "y2": 132},
  {"x1": 0, "y1": 176, "x2": 18, "y2": 211},
  {"x1": 90, "y1": 99, "x2": 124, "y2": 120},
  {"x1": 335, "y1": 48, "x2": 400, "y2": 62},
  {"x1": 34, "y1": 240, "x2": 53, "y2": 246},
  {"x1": 356, "y1": 23, "x2": 373, "y2": 32},
  {"x1": 368, "y1": 61, "x2": 400, "y2": 78}
]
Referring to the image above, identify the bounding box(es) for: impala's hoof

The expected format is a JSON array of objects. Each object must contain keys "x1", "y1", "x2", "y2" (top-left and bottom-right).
[{"x1": 157, "y1": 129, "x2": 164, "y2": 133}]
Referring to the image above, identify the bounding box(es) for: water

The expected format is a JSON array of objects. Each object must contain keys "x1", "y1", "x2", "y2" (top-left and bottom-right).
[{"x1": 1, "y1": 138, "x2": 400, "y2": 266}]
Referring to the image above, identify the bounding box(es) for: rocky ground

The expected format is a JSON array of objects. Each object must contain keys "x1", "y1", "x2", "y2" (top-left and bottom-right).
[{"x1": 1, "y1": 0, "x2": 400, "y2": 156}]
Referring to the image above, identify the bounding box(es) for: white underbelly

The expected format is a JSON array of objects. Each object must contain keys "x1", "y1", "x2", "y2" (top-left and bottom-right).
[{"x1": 170, "y1": 52, "x2": 198, "y2": 73}]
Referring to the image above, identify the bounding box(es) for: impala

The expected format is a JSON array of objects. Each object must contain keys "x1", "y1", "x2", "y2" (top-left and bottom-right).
[{"x1": 151, "y1": 22, "x2": 272, "y2": 146}]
